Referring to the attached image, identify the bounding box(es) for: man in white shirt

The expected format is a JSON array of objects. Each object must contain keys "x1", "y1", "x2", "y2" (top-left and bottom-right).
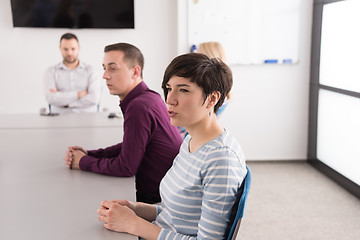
[{"x1": 44, "y1": 33, "x2": 101, "y2": 113}]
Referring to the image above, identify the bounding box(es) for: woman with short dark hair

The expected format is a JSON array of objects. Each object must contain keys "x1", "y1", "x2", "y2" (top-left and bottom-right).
[{"x1": 97, "y1": 53, "x2": 247, "y2": 240}]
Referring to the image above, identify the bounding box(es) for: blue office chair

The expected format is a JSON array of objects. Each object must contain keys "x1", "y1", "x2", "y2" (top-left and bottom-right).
[{"x1": 226, "y1": 165, "x2": 252, "y2": 240}]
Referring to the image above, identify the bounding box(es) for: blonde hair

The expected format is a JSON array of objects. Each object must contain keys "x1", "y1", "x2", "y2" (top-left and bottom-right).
[
  {"x1": 198, "y1": 41, "x2": 231, "y2": 100},
  {"x1": 198, "y1": 42, "x2": 227, "y2": 63}
]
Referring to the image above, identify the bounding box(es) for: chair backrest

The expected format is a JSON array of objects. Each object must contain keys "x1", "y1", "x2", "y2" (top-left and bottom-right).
[{"x1": 227, "y1": 165, "x2": 252, "y2": 240}]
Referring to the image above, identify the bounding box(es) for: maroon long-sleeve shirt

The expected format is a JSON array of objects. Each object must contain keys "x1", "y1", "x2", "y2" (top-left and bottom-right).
[{"x1": 79, "y1": 81, "x2": 182, "y2": 199}]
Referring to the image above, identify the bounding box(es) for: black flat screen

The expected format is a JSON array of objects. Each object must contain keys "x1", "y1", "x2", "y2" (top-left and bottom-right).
[{"x1": 10, "y1": 0, "x2": 134, "y2": 29}]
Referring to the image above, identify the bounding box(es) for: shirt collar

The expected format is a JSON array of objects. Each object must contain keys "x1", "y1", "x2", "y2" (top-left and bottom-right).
[
  {"x1": 56, "y1": 60, "x2": 84, "y2": 70},
  {"x1": 119, "y1": 81, "x2": 148, "y2": 112}
]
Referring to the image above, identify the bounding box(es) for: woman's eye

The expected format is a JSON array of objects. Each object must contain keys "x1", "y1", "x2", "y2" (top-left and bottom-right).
[
  {"x1": 180, "y1": 89, "x2": 189, "y2": 93},
  {"x1": 167, "y1": 87, "x2": 172, "y2": 92}
]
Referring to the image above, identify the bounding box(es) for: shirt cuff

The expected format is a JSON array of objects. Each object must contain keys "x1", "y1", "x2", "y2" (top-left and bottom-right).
[
  {"x1": 155, "y1": 205, "x2": 163, "y2": 216},
  {"x1": 79, "y1": 155, "x2": 96, "y2": 171},
  {"x1": 157, "y1": 229, "x2": 175, "y2": 240},
  {"x1": 87, "y1": 149, "x2": 102, "y2": 158}
]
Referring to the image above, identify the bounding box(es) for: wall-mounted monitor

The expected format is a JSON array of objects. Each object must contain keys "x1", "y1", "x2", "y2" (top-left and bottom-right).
[{"x1": 10, "y1": 0, "x2": 134, "y2": 29}]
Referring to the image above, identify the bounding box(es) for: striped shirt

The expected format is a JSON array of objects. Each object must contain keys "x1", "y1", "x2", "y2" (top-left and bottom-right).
[{"x1": 154, "y1": 130, "x2": 247, "y2": 240}]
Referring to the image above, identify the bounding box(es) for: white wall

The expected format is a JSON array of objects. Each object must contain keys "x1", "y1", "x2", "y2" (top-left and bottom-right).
[{"x1": 0, "y1": 0, "x2": 313, "y2": 161}]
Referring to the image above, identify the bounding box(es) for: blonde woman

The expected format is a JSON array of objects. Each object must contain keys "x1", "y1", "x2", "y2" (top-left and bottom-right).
[{"x1": 198, "y1": 41, "x2": 227, "y2": 63}]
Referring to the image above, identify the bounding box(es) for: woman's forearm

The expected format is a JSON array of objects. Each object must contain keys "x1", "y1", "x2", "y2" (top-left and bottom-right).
[
  {"x1": 134, "y1": 202, "x2": 158, "y2": 222},
  {"x1": 129, "y1": 216, "x2": 161, "y2": 240}
]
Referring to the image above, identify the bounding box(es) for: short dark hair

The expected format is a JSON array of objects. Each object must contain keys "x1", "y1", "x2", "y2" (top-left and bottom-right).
[
  {"x1": 60, "y1": 33, "x2": 78, "y2": 43},
  {"x1": 162, "y1": 53, "x2": 233, "y2": 113},
  {"x1": 104, "y1": 43, "x2": 144, "y2": 78}
]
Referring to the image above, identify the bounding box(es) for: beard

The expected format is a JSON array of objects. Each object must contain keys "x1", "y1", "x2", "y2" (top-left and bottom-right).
[{"x1": 63, "y1": 56, "x2": 78, "y2": 64}]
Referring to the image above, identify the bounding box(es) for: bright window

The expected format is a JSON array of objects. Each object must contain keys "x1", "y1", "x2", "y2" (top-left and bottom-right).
[
  {"x1": 320, "y1": 0, "x2": 360, "y2": 92},
  {"x1": 317, "y1": 89, "x2": 360, "y2": 185}
]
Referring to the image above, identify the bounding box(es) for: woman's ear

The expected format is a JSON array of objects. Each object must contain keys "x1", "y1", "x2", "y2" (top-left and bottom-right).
[{"x1": 207, "y1": 91, "x2": 221, "y2": 108}]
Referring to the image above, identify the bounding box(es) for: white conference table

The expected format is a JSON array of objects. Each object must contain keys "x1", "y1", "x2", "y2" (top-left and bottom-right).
[{"x1": 0, "y1": 113, "x2": 136, "y2": 240}]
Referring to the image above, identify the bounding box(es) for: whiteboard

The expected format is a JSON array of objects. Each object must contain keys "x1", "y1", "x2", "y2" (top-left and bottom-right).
[{"x1": 188, "y1": 0, "x2": 300, "y2": 65}]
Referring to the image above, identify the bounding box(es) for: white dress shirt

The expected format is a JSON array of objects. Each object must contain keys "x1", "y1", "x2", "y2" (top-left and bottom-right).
[{"x1": 44, "y1": 61, "x2": 101, "y2": 113}]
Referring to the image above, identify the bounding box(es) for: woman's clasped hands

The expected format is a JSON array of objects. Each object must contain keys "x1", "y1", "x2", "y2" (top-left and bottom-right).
[{"x1": 97, "y1": 200, "x2": 137, "y2": 233}]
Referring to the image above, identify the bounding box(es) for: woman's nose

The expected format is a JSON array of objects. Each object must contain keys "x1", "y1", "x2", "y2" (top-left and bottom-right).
[{"x1": 166, "y1": 91, "x2": 177, "y2": 106}]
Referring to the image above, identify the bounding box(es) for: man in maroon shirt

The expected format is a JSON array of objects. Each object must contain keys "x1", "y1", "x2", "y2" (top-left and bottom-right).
[{"x1": 64, "y1": 43, "x2": 182, "y2": 204}]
